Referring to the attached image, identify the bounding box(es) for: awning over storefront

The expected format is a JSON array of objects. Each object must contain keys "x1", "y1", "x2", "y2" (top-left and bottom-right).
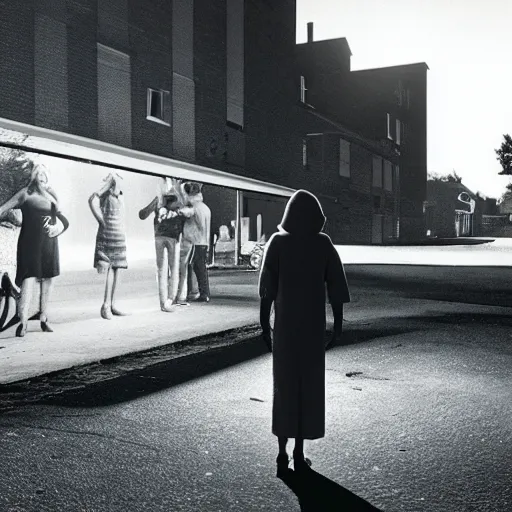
[{"x1": 0, "y1": 117, "x2": 295, "y2": 198}]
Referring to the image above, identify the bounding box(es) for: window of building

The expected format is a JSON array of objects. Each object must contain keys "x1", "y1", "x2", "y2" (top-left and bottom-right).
[
  {"x1": 387, "y1": 113, "x2": 393, "y2": 140},
  {"x1": 395, "y1": 119, "x2": 401, "y2": 145},
  {"x1": 302, "y1": 138, "x2": 308, "y2": 168},
  {"x1": 146, "y1": 88, "x2": 169, "y2": 125},
  {"x1": 406, "y1": 89, "x2": 411, "y2": 109},
  {"x1": 300, "y1": 75, "x2": 307, "y2": 104},
  {"x1": 372, "y1": 156, "x2": 383, "y2": 187},
  {"x1": 383, "y1": 160, "x2": 393, "y2": 191}
]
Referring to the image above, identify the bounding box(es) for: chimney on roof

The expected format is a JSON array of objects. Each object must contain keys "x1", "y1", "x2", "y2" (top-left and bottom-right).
[{"x1": 307, "y1": 22, "x2": 314, "y2": 43}]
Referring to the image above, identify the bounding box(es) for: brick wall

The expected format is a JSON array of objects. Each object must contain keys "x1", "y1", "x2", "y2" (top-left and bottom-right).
[
  {"x1": 243, "y1": 0, "x2": 300, "y2": 188},
  {"x1": 0, "y1": 0, "x2": 35, "y2": 125},
  {"x1": 193, "y1": 0, "x2": 227, "y2": 171},
  {"x1": 129, "y1": 0, "x2": 173, "y2": 158},
  {"x1": 67, "y1": 0, "x2": 98, "y2": 140}
]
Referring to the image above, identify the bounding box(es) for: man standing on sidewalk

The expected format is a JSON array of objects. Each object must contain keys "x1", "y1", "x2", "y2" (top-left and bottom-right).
[{"x1": 178, "y1": 182, "x2": 211, "y2": 303}]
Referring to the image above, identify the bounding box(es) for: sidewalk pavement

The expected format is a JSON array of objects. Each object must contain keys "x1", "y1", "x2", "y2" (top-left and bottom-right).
[
  {"x1": 1, "y1": 270, "x2": 507, "y2": 386},
  {"x1": 0, "y1": 269, "x2": 261, "y2": 385},
  {"x1": 2, "y1": 237, "x2": 512, "y2": 386}
]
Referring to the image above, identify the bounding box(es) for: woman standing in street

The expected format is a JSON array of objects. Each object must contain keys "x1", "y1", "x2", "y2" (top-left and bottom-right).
[
  {"x1": 259, "y1": 189, "x2": 350, "y2": 473},
  {"x1": 0, "y1": 163, "x2": 69, "y2": 337}
]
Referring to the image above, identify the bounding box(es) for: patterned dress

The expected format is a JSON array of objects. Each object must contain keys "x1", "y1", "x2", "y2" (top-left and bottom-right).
[{"x1": 94, "y1": 189, "x2": 128, "y2": 273}]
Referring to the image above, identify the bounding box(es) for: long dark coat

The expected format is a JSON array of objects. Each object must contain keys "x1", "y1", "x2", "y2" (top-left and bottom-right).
[{"x1": 259, "y1": 190, "x2": 350, "y2": 440}]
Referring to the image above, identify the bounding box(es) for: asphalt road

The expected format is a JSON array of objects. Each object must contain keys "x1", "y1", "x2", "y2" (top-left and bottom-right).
[{"x1": 1, "y1": 270, "x2": 512, "y2": 511}]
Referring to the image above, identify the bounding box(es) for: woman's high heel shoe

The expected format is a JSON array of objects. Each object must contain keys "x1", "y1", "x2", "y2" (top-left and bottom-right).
[
  {"x1": 16, "y1": 323, "x2": 27, "y2": 337},
  {"x1": 40, "y1": 317, "x2": 53, "y2": 333},
  {"x1": 101, "y1": 304, "x2": 112, "y2": 320}
]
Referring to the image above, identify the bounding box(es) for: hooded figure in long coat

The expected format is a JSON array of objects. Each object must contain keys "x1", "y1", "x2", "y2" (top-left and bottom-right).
[{"x1": 258, "y1": 189, "x2": 350, "y2": 472}]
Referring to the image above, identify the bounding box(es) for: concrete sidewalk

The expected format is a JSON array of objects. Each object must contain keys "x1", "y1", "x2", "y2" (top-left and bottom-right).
[
  {"x1": 2, "y1": 236, "x2": 512, "y2": 386},
  {"x1": 0, "y1": 275, "x2": 261, "y2": 385},
  {"x1": 2, "y1": 274, "x2": 509, "y2": 386}
]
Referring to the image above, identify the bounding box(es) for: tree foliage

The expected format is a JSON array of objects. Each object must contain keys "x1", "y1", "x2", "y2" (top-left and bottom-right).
[
  {"x1": 495, "y1": 134, "x2": 512, "y2": 175},
  {"x1": 427, "y1": 170, "x2": 462, "y2": 183},
  {"x1": 0, "y1": 134, "x2": 34, "y2": 225}
]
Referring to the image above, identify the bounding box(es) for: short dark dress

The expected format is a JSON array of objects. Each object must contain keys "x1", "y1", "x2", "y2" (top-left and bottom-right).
[{"x1": 15, "y1": 193, "x2": 61, "y2": 287}]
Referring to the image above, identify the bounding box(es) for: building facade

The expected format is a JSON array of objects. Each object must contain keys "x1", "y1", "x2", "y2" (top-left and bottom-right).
[
  {"x1": 425, "y1": 178, "x2": 500, "y2": 238},
  {"x1": 0, "y1": 1, "x2": 428, "y2": 250},
  {"x1": 296, "y1": 25, "x2": 428, "y2": 242}
]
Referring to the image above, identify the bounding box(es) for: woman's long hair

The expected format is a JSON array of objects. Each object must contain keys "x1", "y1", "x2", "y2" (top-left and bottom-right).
[{"x1": 27, "y1": 164, "x2": 59, "y2": 206}]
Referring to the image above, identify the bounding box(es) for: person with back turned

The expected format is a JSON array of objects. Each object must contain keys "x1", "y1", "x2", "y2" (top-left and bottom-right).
[
  {"x1": 258, "y1": 189, "x2": 351, "y2": 474},
  {"x1": 177, "y1": 182, "x2": 211, "y2": 303}
]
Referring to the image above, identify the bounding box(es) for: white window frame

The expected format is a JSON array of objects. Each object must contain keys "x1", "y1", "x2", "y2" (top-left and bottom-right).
[
  {"x1": 300, "y1": 75, "x2": 307, "y2": 104},
  {"x1": 146, "y1": 88, "x2": 170, "y2": 126},
  {"x1": 395, "y1": 119, "x2": 401, "y2": 145},
  {"x1": 387, "y1": 113, "x2": 393, "y2": 140},
  {"x1": 339, "y1": 138, "x2": 350, "y2": 178}
]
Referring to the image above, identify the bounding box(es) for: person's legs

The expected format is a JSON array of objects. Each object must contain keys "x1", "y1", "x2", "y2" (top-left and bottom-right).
[
  {"x1": 101, "y1": 267, "x2": 113, "y2": 319},
  {"x1": 192, "y1": 245, "x2": 210, "y2": 301},
  {"x1": 278, "y1": 437, "x2": 288, "y2": 457},
  {"x1": 110, "y1": 268, "x2": 127, "y2": 316},
  {"x1": 276, "y1": 436, "x2": 289, "y2": 475},
  {"x1": 293, "y1": 437, "x2": 304, "y2": 460},
  {"x1": 155, "y1": 237, "x2": 172, "y2": 311},
  {"x1": 167, "y1": 237, "x2": 180, "y2": 303},
  {"x1": 176, "y1": 239, "x2": 193, "y2": 303},
  {"x1": 39, "y1": 278, "x2": 54, "y2": 331},
  {"x1": 293, "y1": 437, "x2": 312, "y2": 471},
  {"x1": 17, "y1": 277, "x2": 35, "y2": 336},
  {"x1": 186, "y1": 245, "x2": 199, "y2": 300},
  {"x1": 187, "y1": 267, "x2": 199, "y2": 298}
]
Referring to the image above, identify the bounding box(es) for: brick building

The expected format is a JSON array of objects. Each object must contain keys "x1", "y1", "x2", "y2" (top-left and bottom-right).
[
  {"x1": 0, "y1": 1, "x2": 428, "y2": 251},
  {"x1": 296, "y1": 23, "x2": 429, "y2": 242}
]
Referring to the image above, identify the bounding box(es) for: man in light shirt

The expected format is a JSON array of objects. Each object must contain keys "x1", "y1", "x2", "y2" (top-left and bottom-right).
[{"x1": 177, "y1": 182, "x2": 211, "y2": 303}]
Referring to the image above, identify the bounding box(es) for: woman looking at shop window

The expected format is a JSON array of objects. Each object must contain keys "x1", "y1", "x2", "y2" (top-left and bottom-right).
[{"x1": 0, "y1": 162, "x2": 69, "y2": 337}]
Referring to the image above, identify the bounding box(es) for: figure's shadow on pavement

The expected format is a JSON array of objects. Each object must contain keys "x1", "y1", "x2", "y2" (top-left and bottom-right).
[{"x1": 278, "y1": 467, "x2": 383, "y2": 512}]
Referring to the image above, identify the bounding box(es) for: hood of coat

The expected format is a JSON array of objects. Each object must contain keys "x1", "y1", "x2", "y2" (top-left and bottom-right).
[{"x1": 278, "y1": 189, "x2": 326, "y2": 235}]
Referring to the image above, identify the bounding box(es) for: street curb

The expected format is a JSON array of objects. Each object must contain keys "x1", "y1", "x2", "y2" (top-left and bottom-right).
[
  {"x1": 0, "y1": 324, "x2": 338, "y2": 411},
  {"x1": 0, "y1": 324, "x2": 262, "y2": 410}
]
